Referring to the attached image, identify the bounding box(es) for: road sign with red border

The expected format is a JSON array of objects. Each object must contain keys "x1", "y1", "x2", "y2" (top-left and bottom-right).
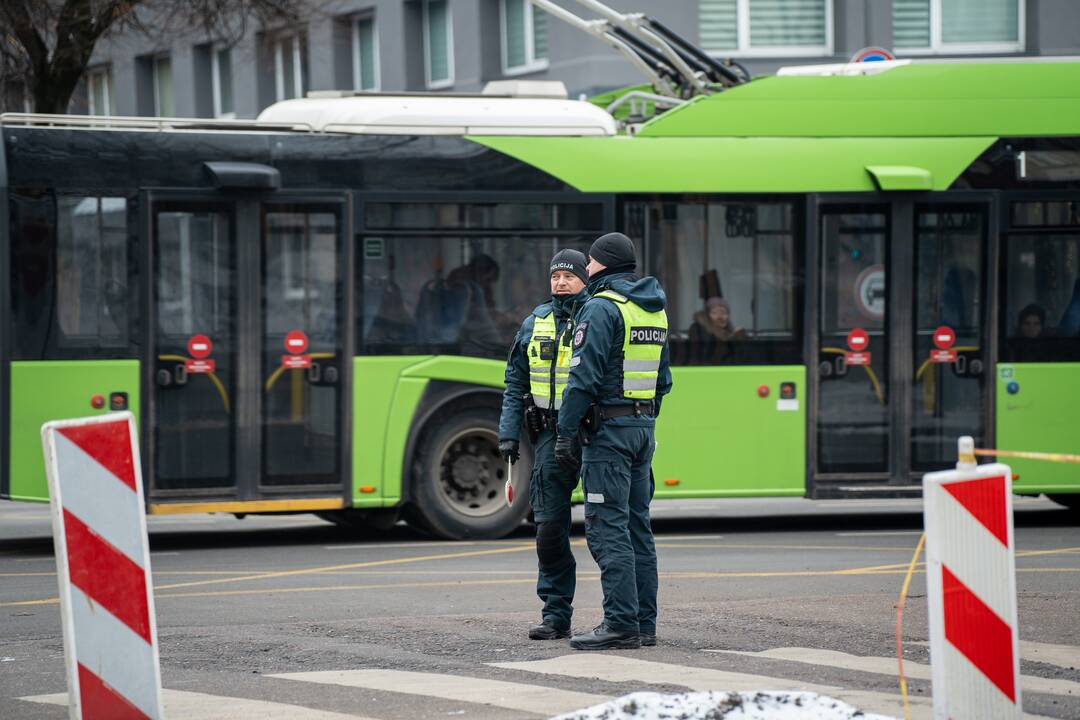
[
  {"x1": 933, "y1": 326, "x2": 956, "y2": 350},
  {"x1": 847, "y1": 328, "x2": 870, "y2": 351},
  {"x1": 187, "y1": 335, "x2": 212, "y2": 360},
  {"x1": 284, "y1": 330, "x2": 309, "y2": 355}
]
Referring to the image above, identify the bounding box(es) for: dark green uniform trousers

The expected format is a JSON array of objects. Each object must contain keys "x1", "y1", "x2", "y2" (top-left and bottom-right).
[
  {"x1": 529, "y1": 429, "x2": 579, "y2": 631},
  {"x1": 580, "y1": 422, "x2": 657, "y2": 635}
]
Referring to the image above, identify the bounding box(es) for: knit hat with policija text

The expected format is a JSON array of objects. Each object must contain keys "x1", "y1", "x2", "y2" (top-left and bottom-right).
[
  {"x1": 588, "y1": 232, "x2": 636, "y2": 270},
  {"x1": 550, "y1": 249, "x2": 589, "y2": 286}
]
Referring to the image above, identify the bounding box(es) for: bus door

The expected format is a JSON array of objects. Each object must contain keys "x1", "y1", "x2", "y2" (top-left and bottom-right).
[
  {"x1": 811, "y1": 201, "x2": 991, "y2": 491},
  {"x1": 146, "y1": 193, "x2": 350, "y2": 503}
]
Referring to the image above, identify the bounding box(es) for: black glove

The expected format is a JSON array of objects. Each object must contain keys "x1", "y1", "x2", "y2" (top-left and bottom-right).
[
  {"x1": 554, "y1": 434, "x2": 580, "y2": 473},
  {"x1": 499, "y1": 439, "x2": 520, "y2": 464}
]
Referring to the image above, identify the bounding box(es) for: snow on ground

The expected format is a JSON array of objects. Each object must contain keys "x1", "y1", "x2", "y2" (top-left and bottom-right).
[{"x1": 551, "y1": 691, "x2": 896, "y2": 720}]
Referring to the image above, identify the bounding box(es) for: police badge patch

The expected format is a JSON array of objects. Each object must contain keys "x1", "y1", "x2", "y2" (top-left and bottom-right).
[{"x1": 573, "y1": 322, "x2": 589, "y2": 349}]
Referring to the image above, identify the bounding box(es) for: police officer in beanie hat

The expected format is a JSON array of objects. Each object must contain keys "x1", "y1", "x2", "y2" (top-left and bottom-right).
[
  {"x1": 498, "y1": 248, "x2": 589, "y2": 639},
  {"x1": 554, "y1": 232, "x2": 672, "y2": 650}
]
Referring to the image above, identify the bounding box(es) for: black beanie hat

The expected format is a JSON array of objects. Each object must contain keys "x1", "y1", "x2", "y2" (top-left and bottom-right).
[
  {"x1": 549, "y1": 249, "x2": 589, "y2": 286},
  {"x1": 588, "y1": 232, "x2": 636, "y2": 270}
]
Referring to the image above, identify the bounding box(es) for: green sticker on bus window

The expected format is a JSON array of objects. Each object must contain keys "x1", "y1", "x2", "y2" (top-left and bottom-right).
[{"x1": 365, "y1": 238, "x2": 385, "y2": 260}]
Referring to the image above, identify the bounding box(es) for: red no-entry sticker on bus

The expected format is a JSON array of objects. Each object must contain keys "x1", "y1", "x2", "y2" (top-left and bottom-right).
[
  {"x1": 188, "y1": 334, "x2": 212, "y2": 359},
  {"x1": 933, "y1": 326, "x2": 956, "y2": 350},
  {"x1": 847, "y1": 328, "x2": 869, "y2": 352},
  {"x1": 284, "y1": 330, "x2": 309, "y2": 355}
]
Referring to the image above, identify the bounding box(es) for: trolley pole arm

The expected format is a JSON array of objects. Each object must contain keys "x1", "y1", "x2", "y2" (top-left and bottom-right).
[
  {"x1": 528, "y1": 0, "x2": 677, "y2": 97},
  {"x1": 566, "y1": 0, "x2": 710, "y2": 95}
]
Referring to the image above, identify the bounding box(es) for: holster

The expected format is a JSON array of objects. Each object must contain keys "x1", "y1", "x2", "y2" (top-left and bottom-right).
[
  {"x1": 578, "y1": 404, "x2": 602, "y2": 446},
  {"x1": 523, "y1": 396, "x2": 543, "y2": 444}
]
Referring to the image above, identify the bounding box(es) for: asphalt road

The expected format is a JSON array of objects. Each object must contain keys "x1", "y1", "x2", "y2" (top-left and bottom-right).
[{"x1": 1, "y1": 496, "x2": 1078, "y2": 719}]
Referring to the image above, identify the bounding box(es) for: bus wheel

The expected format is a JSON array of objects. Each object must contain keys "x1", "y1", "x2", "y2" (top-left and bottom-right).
[
  {"x1": 410, "y1": 405, "x2": 532, "y2": 540},
  {"x1": 1048, "y1": 494, "x2": 1080, "y2": 512}
]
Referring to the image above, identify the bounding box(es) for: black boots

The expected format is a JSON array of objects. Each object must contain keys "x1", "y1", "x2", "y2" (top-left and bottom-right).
[
  {"x1": 528, "y1": 621, "x2": 571, "y2": 640},
  {"x1": 569, "y1": 623, "x2": 641, "y2": 650}
]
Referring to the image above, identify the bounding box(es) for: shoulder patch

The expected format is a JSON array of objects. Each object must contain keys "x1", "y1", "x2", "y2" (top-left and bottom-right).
[{"x1": 573, "y1": 321, "x2": 589, "y2": 349}]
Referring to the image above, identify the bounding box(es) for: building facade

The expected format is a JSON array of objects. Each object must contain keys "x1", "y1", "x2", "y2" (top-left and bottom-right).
[{"x1": 7, "y1": 0, "x2": 1080, "y2": 118}]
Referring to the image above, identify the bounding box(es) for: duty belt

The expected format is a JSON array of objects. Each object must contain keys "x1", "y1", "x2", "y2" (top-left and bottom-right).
[{"x1": 598, "y1": 401, "x2": 655, "y2": 419}]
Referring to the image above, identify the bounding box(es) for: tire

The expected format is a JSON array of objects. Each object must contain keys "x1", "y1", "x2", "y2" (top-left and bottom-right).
[
  {"x1": 408, "y1": 404, "x2": 533, "y2": 540},
  {"x1": 1047, "y1": 494, "x2": 1080, "y2": 512}
]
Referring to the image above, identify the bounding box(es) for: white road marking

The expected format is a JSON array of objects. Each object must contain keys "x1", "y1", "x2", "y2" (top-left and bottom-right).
[
  {"x1": 491, "y1": 653, "x2": 934, "y2": 719},
  {"x1": 706, "y1": 647, "x2": 1080, "y2": 698},
  {"x1": 910, "y1": 639, "x2": 1080, "y2": 671},
  {"x1": 20, "y1": 689, "x2": 370, "y2": 719},
  {"x1": 271, "y1": 668, "x2": 606, "y2": 716}
]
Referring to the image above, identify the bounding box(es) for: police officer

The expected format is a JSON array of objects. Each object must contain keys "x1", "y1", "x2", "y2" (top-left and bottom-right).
[
  {"x1": 498, "y1": 249, "x2": 590, "y2": 640},
  {"x1": 554, "y1": 232, "x2": 672, "y2": 651}
]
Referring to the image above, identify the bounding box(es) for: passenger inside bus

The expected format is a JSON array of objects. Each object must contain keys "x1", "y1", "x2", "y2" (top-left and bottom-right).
[
  {"x1": 415, "y1": 254, "x2": 504, "y2": 355},
  {"x1": 687, "y1": 296, "x2": 746, "y2": 363},
  {"x1": 1018, "y1": 303, "x2": 1046, "y2": 338}
]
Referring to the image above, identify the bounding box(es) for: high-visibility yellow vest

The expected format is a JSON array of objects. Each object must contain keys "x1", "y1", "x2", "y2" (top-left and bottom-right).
[
  {"x1": 594, "y1": 290, "x2": 668, "y2": 400},
  {"x1": 527, "y1": 311, "x2": 573, "y2": 410}
]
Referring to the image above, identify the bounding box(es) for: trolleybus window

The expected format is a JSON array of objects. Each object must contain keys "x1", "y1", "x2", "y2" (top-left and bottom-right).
[
  {"x1": 358, "y1": 201, "x2": 601, "y2": 358},
  {"x1": 626, "y1": 199, "x2": 800, "y2": 366},
  {"x1": 10, "y1": 192, "x2": 134, "y2": 360},
  {"x1": 1002, "y1": 205, "x2": 1080, "y2": 362}
]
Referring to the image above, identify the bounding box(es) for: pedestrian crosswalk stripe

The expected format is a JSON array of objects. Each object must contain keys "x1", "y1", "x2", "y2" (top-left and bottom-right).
[
  {"x1": 269, "y1": 668, "x2": 607, "y2": 716},
  {"x1": 20, "y1": 689, "x2": 372, "y2": 719},
  {"x1": 910, "y1": 639, "x2": 1080, "y2": 671},
  {"x1": 706, "y1": 647, "x2": 1080, "y2": 698},
  {"x1": 491, "y1": 653, "x2": 934, "y2": 720}
]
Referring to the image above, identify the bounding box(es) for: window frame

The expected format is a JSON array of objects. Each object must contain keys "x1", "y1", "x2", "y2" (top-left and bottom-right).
[
  {"x1": 500, "y1": 0, "x2": 550, "y2": 76},
  {"x1": 152, "y1": 54, "x2": 173, "y2": 117},
  {"x1": 423, "y1": 0, "x2": 455, "y2": 90},
  {"x1": 351, "y1": 14, "x2": 381, "y2": 92},
  {"x1": 624, "y1": 193, "x2": 806, "y2": 366},
  {"x1": 87, "y1": 66, "x2": 113, "y2": 116},
  {"x1": 210, "y1": 44, "x2": 236, "y2": 119},
  {"x1": 272, "y1": 30, "x2": 307, "y2": 101},
  {"x1": 703, "y1": 0, "x2": 835, "y2": 59},
  {"x1": 895, "y1": 0, "x2": 1025, "y2": 55}
]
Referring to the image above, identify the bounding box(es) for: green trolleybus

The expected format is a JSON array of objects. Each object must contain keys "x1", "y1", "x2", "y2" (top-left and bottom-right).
[{"x1": 2, "y1": 60, "x2": 1079, "y2": 539}]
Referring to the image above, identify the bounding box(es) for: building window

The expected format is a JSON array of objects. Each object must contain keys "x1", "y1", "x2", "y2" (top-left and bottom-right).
[
  {"x1": 352, "y1": 16, "x2": 380, "y2": 91},
  {"x1": 87, "y1": 67, "x2": 114, "y2": 116},
  {"x1": 700, "y1": 0, "x2": 833, "y2": 58},
  {"x1": 423, "y1": 0, "x2": 454, "y2": 89},
  {"x1": 153, "y1": 55, "x2": 173, "y2": 116},
  {"x1": 894, "y1": 0, "x2": 1023, "y2": 54},
  {"x1": 273, "y1": 32, "x2": 309, "y2": 101},
  {"x1": 212, "y1": 46, "x2": 235, "y2": 117},
  {"x1": 501, "y1": 0, "x2": 548, "y2": 75}
]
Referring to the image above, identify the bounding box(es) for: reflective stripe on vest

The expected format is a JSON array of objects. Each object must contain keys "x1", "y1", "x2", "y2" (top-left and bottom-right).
[
  {"x1": 594, "y1": 289, "x2": 668, "y2": 400},
  {"x1": 527, "y1": 311, "x2": 573, "y2": 410}
]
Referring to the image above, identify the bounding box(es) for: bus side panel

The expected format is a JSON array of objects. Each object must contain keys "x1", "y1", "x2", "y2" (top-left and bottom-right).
[
  {"x1": 352, "y1": 356, "x2": 432, "y2": 507},
  {"x1": 8, "y1": 360, "x2": 140, "y2": 501},
  {"x1": 996, "y1": 363, "x2": 1080, "y2": 494},
  {"x1": 652, "y1": 366, "x2": 806, "y2": 497}
]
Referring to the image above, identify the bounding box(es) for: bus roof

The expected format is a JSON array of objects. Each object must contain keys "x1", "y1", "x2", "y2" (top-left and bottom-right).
[
  {"x1": 636, "y1": 61, "x2": 1080, "y2": 138},
  {"x1": 473, "y1": 61, "x2": 1080, "y2": 193}
]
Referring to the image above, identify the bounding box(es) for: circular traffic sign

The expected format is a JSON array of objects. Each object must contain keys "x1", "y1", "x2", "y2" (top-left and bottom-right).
[
  {"x1": 847, "y1": 328, "x2": 869, "y2": 351},
  {"x1": 933, "y1": 325, "x2": 956, "y2": 350},
  {"x1": 188, "y1": 334, "x2": 212, "y2": 359},
  {"x1": 284, "y1": 329, "x2": 309, "y2": 355}
]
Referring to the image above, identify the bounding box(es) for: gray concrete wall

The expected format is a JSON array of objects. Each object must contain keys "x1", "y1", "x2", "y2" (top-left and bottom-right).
[{"x1": 9, "y1": 0, "x2": 1078, "y2": 117}]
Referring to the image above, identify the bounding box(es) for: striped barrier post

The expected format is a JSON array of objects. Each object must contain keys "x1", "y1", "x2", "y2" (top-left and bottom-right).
[
  {"x1": 41, "y1": 412, "x2": 164, "y2": 720},
  {"x1": 922, "y1": 436, "x2": 1021, "y2": 720}
]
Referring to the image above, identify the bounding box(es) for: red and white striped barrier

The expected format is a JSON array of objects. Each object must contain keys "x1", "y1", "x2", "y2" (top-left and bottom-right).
[
  {"x1": 41, "y1": 412, "x2": 164, "y2": 720},
  {"x1": 923, "y1": 437, "x2": 1021, "y2": 720}
]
